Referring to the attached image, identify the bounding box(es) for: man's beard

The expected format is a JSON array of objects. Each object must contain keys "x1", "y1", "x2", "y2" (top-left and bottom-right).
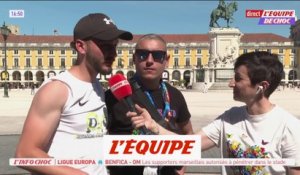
[
  {"x1": 95, "y1": 63, "x2": 112, "y2": 75},
  {"x1": 87, "y1": 51, "x2": 112, "y2": 75}
]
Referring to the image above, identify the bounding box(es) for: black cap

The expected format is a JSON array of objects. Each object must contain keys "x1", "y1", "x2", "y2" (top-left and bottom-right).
[{"x1": 73, "y1": 13, "x2": 133, "y2": 41}]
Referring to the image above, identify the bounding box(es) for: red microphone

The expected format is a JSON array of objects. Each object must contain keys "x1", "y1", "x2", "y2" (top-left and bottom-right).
[
  {"x1": 108, "y1": 74, "x2": 135, "y2": 112},
  {"x1": 108, "y1": 74, "x2": 150, "y2": 135},
  {"x1": 108, "y1": 73, "x2": 132, "y2": 100}
]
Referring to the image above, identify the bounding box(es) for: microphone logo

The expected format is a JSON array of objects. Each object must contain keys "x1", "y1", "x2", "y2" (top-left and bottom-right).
[{"x1": 110, "y1": 80, "x2": 130, "y2": 92}]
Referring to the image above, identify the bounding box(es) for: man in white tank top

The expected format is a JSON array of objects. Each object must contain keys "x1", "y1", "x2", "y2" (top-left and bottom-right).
[{"x1": 15, "y1": 13, "x2": 132, "y2": 175}]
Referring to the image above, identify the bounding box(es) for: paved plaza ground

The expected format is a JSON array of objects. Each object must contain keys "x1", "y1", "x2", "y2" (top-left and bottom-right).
[
  {"x1": 1, "y1": 87, "x2": 300, "y2": 135},
  {"x1": 0, "y1": 88, "x2": 300, "y2": 174}
]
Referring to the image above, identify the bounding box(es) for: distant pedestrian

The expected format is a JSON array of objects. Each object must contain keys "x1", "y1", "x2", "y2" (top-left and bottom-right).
[
  {"x1": 30, "y1": 84, "x2": 35, "y2": 95},
  {"x1": 203, "y1": 82, "x2": 208, "y2": 93},
  {"x1": 181, "y1": 82, "x2": 185, "y2": 89}
]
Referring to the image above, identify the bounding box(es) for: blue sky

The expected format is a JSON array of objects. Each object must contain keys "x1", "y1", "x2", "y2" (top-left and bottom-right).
[{"x1": 1, "y1": 1, "x2": 299, "y2": 37}]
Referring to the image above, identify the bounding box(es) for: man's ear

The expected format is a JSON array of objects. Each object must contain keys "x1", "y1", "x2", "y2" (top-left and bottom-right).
[{"x1": 74, "y1": 40, "x2": 86, "y2": 54}]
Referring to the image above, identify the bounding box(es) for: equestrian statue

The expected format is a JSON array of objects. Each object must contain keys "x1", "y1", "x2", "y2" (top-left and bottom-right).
[{"x1": 209, "y1": 0, "x2": 238, "y2": 28}]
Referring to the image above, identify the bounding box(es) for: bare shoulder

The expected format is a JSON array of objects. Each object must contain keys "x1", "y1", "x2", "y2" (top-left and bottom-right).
[
  {"x1": 22, "y1": 80, "x2": 69, "y2": 133},
  {"x1": 34, "y1": 80, "x2": 69, "y2": 107},
  {"x1": 16, "y1": 80, "x2": 70, "y2": 159}
]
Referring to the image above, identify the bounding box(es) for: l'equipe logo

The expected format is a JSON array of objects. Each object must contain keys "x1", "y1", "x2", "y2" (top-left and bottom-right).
[
  {"x1": 246, "y1": 9, "x2": 296, "y2": 25},
  {"x1": 103, "y1": 135, "x2": 201, "y2": 165}
]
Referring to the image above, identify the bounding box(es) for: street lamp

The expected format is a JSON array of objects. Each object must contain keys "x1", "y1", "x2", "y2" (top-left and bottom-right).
[{"x1": 1, "y1": 22, "x2": 11, "y2": 97}]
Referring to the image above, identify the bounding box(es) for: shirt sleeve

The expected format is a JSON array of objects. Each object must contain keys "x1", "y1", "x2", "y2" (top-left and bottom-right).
[
  {"x1": 171, "y1": 89, "x2": 191, "y2": 123},
  {"x1": 281, "y1": 116, "x2": 300, "y2": 167},
  {"x1": 174, "y1": 90, "x2": 191, "y2": 124},
  {"x1": 202, "y1": 113, "x2": 225, "y2": 147}
]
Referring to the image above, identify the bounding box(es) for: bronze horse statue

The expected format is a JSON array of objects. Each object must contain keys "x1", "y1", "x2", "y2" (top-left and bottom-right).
[{"x1": 209, "y1": 1, "x2": 238, "y2": 28}]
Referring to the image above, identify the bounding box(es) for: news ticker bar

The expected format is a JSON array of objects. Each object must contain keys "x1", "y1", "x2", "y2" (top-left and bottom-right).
[
  {"x1": 10, "y1": 158, "x2": 295, "y2": 166},
  {"x1": 9, "y1": 136, "x2": 296, "y2": 166}
]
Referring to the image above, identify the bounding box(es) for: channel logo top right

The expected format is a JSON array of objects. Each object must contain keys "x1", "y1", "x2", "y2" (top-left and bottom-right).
[{"x1": 246, "y1": 9, "x2": 296, "y2": 25}]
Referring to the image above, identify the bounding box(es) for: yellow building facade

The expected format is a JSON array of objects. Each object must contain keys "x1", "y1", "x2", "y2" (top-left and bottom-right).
[{"x1": 0, "y1": 33, "x2": 298, "y2": 89}]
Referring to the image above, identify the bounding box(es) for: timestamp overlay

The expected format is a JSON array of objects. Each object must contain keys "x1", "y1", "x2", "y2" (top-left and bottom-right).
[{"x1": 9, "y1": 10, "x2": 25, "y2": 18}]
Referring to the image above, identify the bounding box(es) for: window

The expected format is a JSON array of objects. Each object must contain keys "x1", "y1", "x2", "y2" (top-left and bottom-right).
[
  {"x1": 72, "y1": 58, "x2": 77, "y2": 65},
  {"x1": 197, "y1": 48, "x2": 202, "y2": 54},
  {"x1": 174, "y1": 48, "x2": 179, "y2": 55},
  {"x1": 61, "y1": 58, "x2": 65, "y2": 68},
  {"x1": 291, "y1": 49, "x2": 295, "y2": 54},
  {"x1": 49, "y1": 50, "x2": 54, "y2": 55},
  {"x1": 279, "y1": 49, "x2": 283, "y2": 53},
  {"x1": 267, "y1": 49, "x2": 271, "y2": 53},
  {"x1": 186, "y1": 57, "x2": 190, "y2": 67},
  {"x1": 243, "y1": 49, "x2": 247, "y2": 53},
  {"x1": 14, "y1": 50, "x2": 18, "y2": 55},
  {"x1": 117, "y1": 58, "x2": 123, "y2": 67},
  {"x1": 197, "y1": 57, "x2": 202, "y2": 67},
  {"x1": 14, "y1": 58, "x2": 19, "y2": 67},
  {"x1": 38, "y1": 50, "x2": 42, "y2": 55},
  {"x1": 38, "y1": 58, "x2": 42, "y2": 67},
  {"x1": 26, "y1": 50, "x2": 30, "y2": 55},
  {"x1": 49, "y1": 58, "x2": 54, "y2": 68},
  {"x1": 72, "y1": 50, "x2": 76, "y2": 55},
  {"x1": 185, "y1": 48, "x2": 190, "y2": 54},
  {"x1": 129, "y1": 49, "x2": 133, "y2": 54},
  {"x1": 129, "y1": 58, "x2": 134, "y2": 67},
  {"x1": 290, "y1": 57, "x2": 295, "y2": 67},
  {"x1": 117, "y1": 49, "x2": 122, "y2": 55},
  {"x1": 174, "y1": 57, "x2": 179, "y2": 68},
  {"x1": 61, "y1": 50, "x2": 65, "y2": 55},
  {"x1": 26, "y1": 58, "x2": 31, "y2": 67}
]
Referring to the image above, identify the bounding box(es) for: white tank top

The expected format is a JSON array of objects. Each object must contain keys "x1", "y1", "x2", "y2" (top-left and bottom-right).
[{"x1": 46, "y1": 71, "x2": 108, "y2": 175}]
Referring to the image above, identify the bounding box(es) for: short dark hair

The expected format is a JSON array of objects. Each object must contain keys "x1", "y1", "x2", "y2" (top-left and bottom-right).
[
  {"x1": 135, "y1": 34, "x2": 167, "y2": 50},
  {"x1": 234, "y1": 51, "x2": 283, "y2": 97}
]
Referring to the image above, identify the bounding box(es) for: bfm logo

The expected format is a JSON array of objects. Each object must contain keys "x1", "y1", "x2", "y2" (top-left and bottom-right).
[{"x1": 246, "y1": 9, "x2": 296, "y2": 25}]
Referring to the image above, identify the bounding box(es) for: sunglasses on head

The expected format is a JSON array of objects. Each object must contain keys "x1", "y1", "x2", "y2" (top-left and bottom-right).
[{"x1": 135, "y1": 49, "x2": 167, "y2": 62}]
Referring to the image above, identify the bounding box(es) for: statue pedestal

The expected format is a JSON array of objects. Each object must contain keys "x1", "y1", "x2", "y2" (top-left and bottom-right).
[
  {"x1": 191, "y1": 28, "x2": 243, "y2": 90},
  {"x1": 205, "y1": 28, "x2": 243, "y2": 89},
  {"x1": 209, "y1": 28, "x2": 242, "y2": 68}
]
